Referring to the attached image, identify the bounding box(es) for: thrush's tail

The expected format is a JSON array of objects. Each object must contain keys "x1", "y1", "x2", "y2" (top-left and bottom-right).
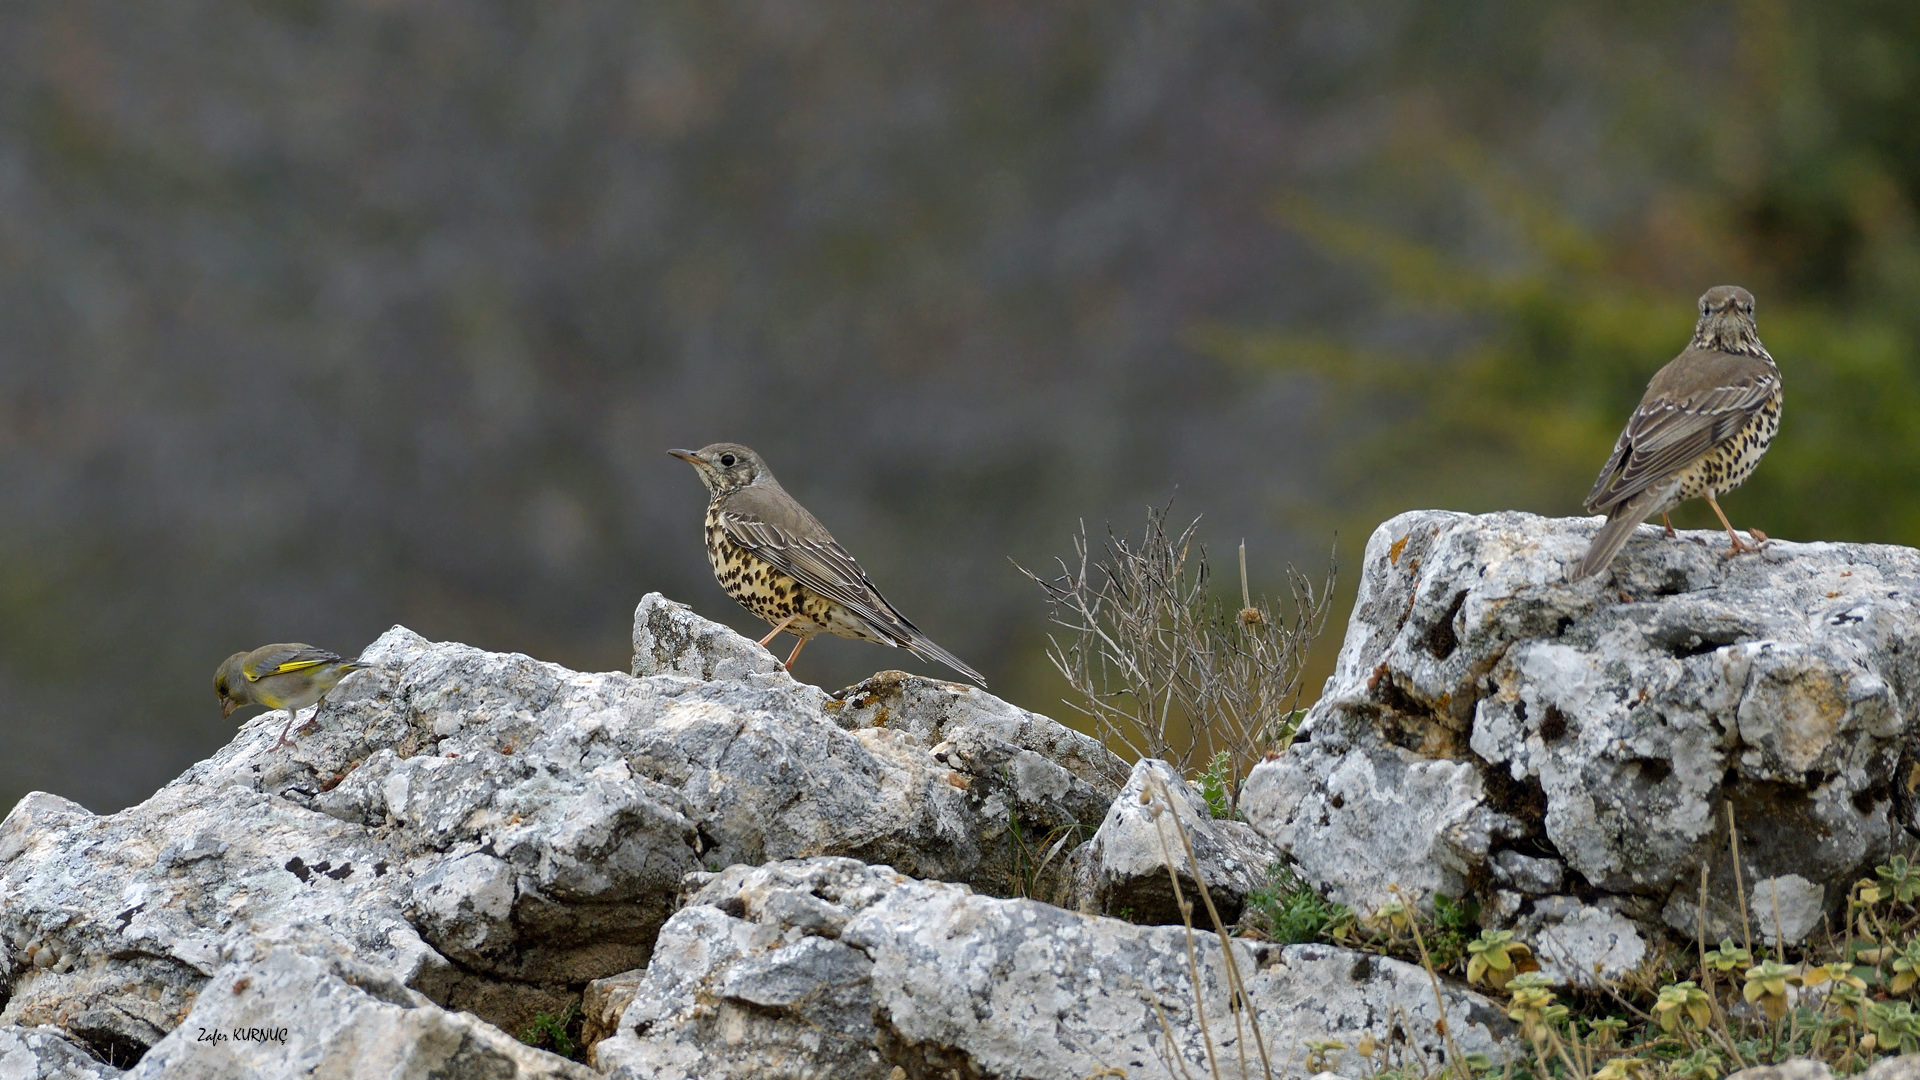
[
  {"x1": 900, "y1": 632, "x2": 986, "y2": 686},
  {"x1": 1573, "y1": 490, "x2": 1668, "y2": 580}
]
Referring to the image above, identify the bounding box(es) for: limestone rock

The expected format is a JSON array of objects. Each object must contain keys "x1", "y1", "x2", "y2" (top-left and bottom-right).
[
  {"x1": 1864, "y1": 1056, "x2": 1920, "y2": 1080},
  {"x1": 1516, "y1": 897, "x2": 1647, "y2": 986},
  {"x1": 579, "y1": 969, "x2": 643, "y2": 1060},
  {"x1": 595, "y1": 857, "x2": 1513, "y2": 1080},
  {"x1": 1063, "y1": 758, "x2": 1282, "y2": 925},
  {"x1": 123, "y1": 940, "x2": 592, "y2": 1080},
  {"x1": 0, "y1": 1025, "x2": 124, "y2": 1079},
  {"x1": 0, "y1": 601, "x2": 1119, "y2": 1061},
  {"x1": 1245, "y1": 510, "x2": 1920, "y2": 950},
  {"x1": 630, "y1": 593, "x2": 784, "y2": 682},
  {"x1": 0, "y1": 785, "x2": 436, "y2": 1060},
  {"x1": 828, "y1": 668, "x2": 1130, "y2": 796},
  {"x1": 1748, "y1": 874, "x2": 1826, "y2": 947},
  {"x1": 1726, "y1": 1060, "x2": 1837, "y2": 1080}
]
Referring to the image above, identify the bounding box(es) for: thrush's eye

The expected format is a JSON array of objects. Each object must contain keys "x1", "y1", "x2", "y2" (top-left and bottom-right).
[{"x1": 719, "y1": 453, "x2": 737, "y2": 468}]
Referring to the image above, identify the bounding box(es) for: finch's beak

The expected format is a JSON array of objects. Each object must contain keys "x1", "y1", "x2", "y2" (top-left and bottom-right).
[
  {"x1": 667, "y1": 448, "x2": 701, "y2": 465},
  {"x1": 221, "y1": 698, "x2": 239, "y2": 719}
]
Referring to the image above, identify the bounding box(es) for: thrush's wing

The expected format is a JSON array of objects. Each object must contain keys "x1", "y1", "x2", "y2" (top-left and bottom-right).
[
  {"x1": 718, "y1": 490, "x2": 985, "y2": 683},
  {"x1": 1584, "y1": 349, "x2": 1779, "y2": 514},
  {"x1": 719, "y1": 512, "x2": 911, "y2": 630},
  {"x1": 243, "y1": 644, "x2": 348, "y2": 683}
]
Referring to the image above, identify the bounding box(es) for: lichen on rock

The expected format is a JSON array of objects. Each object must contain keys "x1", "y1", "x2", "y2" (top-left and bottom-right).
[{"x1": 1246, "y1": 509, "x2": 1920, "y2": 968}]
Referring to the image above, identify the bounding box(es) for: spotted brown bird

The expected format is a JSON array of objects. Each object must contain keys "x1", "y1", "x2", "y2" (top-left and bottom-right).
[
  {"x1": 1573, "y1": 285, "x2": 1783, "y2": 580},
  {"x1": 669, "y1": 443, "x2": 985, "y2": 683}
]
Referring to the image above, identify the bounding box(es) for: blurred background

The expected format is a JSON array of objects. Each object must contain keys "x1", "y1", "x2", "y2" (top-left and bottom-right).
[{"x1": 5, "y1": 0, "x2": 1920, "y2": 814}]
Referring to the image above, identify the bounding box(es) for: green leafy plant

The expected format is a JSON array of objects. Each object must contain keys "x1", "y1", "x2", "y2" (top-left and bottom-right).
[
  {"x1": 1879, "y1": 855, "x2": 1920, "y2": 904},
  {"x1": 1665, "y1": 1048, "x2": 1725, "y2": 1080},
  {"x1": 1863, "y1": 1000, "x2": 1920, "y2": 1056},
  {"x1": 1889, "y1": 939, "x2": 1920, "y2": 995},
  {"x1": 1465, "y1": 928, "x2": 1535, "y2": 990},
  {"x1": 1703, "y1": 938, "x2": 1752, "y2": 974},
  {"x1": 1303, "y1": 1038, "x2": 1346, "y2": 1072},
  {"x1": 1653, "y1": 981, "x2": 1712, "y2": 1033},
  {"x1": 1422, "y1": 891, "x2": 1480, "y2": 969},
  {"x1": 1196, "y1": 750, "x2": 1235, "y2": 820},
  {"x1": 519, "y1": 1002, "x2": 583, "y2": 1061},
  {"x1": 1593, "y1": 1056, "x2": 1650, "y2": 1080},
  {"x1": 1242, "y1": 864, "x2": 1352, "y2": 945},
  {"x1": 1505, "y1": 972, "x2": 1567, "y2": 1043},
  {"x1": 1742, "y1": 959, "x2": 1796, "y2": 1023}
]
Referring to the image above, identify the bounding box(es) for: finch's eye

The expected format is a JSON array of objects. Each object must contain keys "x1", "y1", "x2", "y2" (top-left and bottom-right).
[{"x1": 719, "y1": 453, "x2": 737, "y2": 468}]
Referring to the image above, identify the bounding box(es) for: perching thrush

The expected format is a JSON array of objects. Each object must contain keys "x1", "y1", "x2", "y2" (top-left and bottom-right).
[
  {"x1": 1573, "y1": 285, "x2": 1783, "y2": 580},
  {"x1": 670, "y1": 443, "x2": 984, "y2": 683}
]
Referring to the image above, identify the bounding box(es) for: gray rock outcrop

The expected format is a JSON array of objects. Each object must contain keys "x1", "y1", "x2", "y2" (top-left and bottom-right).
[
  {"x1": 593, "y1": 856, "x2": 1512, "y2": 1080},
  {"x1": 1245, "y1": 509, "x2": 1920, "y2": 966},
  {"x1": 0, "y1": 594, "x2": 1123, "y2": 1068},
  {"x1": 1059, "y1": 758, "x2": 1283, "y2": 925},
  {"x1": 124, "y1": 938, "x2": 596, "y2": 1080},
  {"x1": 0, "y1": 1024, "x2": 124, "y2": 1079}
]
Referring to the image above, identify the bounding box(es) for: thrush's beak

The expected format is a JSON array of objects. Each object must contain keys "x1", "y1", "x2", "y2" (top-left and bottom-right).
[
  {"x1": 221, "y1": 698, "x2": 239, "y2": 719},
  {"x1": 667, "y1": 448, "x2": 701, "y2": 465}
]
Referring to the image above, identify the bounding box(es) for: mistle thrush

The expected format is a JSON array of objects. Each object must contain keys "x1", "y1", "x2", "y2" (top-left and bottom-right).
[
  {"x1": 670, "y1": 443, "x2": 985, "y2": 683},
  {"x1": 1573, "y1": 285, "x2": 1783, "y2": 580}
]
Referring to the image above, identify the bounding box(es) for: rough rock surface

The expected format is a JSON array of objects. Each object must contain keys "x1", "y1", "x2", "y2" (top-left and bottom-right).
[
  {"x1": 0, "y1": 594, "x2": 1122, "y2": 1065},
  {"x1": 0, "y1": 1025, "x2": 123, "y2": 1079},
  {"x1": 579, "y1": 969, "x2": 644, "y2": 1055},
  {"x1": 1729, "y1": 1056, "x2": 1920, "y2": 1080},
  {"x1": 1060, "y1": 758, "x2": 1283, "y2": 925},
  {"x1": 125, "y1": 938, "x2": 592, "y2": 1079},
  {"x1": 1244, "y1": 510, "x2": 1920, "y2": 957},
  {"x1": 594, "y1": 857, "x2": 1513, "y2": 1080}
]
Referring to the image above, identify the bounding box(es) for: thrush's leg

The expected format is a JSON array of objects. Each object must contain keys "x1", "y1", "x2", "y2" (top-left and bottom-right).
[
  {"x1": 1704, "y1": 494, "x2": 1758, "y2": 556},
  {"x1": 1662, "y1": 513, "x2": 1677, "y2": 539},
  {"x1": 783, "y1": 635, "x2": 810, "y2": 671},
  {"x1": 758, "y1": 615, "x2": 797, "y2": 647}
]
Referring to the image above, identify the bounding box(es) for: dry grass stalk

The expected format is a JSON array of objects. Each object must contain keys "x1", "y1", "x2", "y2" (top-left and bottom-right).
[
  {"x1": 1017, "y1": 501, "x2": 1334, "y2": 794},
  {"x1": 1144, "y1": 774, "x2": 1274, "y2": 1080}
]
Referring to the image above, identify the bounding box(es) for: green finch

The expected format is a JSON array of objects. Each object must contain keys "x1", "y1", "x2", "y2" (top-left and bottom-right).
[{"x1": 215, "y1": 644, "x2": 367, "y2": 750}]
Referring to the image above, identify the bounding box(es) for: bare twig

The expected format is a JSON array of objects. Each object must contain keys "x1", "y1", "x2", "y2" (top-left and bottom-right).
[
  {"x1": 1389, "y1": 883, "x2": 1469, "y2": 1080},
  {"x1": 1015, "y1": 500, "x2": 1335, "y2": 797},
  {"x1": 1149, "y1": 773, "x2": 1275, "y2": 1079}
]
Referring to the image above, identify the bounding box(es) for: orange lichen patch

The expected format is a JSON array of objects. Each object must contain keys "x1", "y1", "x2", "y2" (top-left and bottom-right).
[
  {"x1": 318, "y1": 758, "x2": 363, "y2": 793},
  {"x1": 1388, "y1": 535, "x2": 1409, "y2": 565},
  {"x1": 945, "y1": 772, "x2": 971, "y2": 791}
]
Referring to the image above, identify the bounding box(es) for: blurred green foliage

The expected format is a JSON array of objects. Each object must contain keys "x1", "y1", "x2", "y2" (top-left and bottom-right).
[{"x1": 1208, "y1": 0, "x2": 1920, "y2": 551}]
